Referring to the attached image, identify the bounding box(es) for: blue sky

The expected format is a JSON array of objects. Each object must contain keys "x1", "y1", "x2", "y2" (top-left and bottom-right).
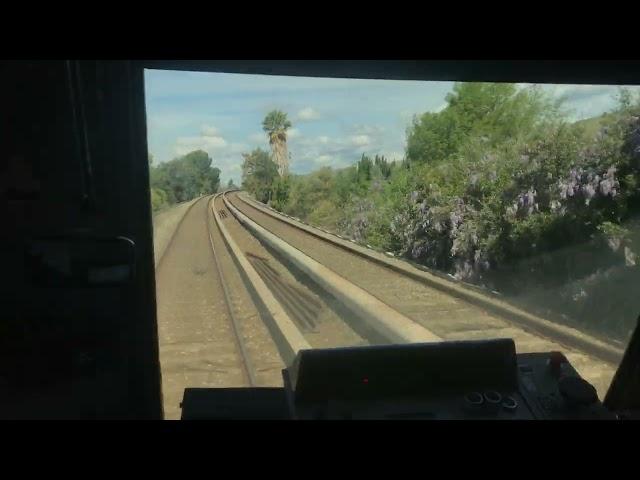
[{"x1": 144, "y1": 69, "x2": 640, "y2": 185}]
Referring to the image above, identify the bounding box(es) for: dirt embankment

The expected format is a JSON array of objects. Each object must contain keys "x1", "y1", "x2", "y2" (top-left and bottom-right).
[{"x1": 152, "y1": 197, "x2": 202, "y2": 267}]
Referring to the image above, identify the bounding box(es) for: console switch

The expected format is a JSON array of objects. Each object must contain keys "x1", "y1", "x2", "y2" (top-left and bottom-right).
[
  {"x1": 558, "y1": 376, "x2": 598, "y2": 407},
  {"x1": 547, "y1": 351, "x2": 567, "y2": 377}
]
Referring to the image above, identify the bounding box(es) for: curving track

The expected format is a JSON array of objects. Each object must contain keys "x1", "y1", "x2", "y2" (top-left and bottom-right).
[{"x1": 155, "y1": 191, "x2": 625, "y2": 417}]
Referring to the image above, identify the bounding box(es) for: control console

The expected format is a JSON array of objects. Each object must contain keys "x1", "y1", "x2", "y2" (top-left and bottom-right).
[
  {"x1": 181, "y1": 338, "x2": 616, "y2": 420},
  {"x1": 516, "y1": 351, "x2": 612, "y2": 419}
]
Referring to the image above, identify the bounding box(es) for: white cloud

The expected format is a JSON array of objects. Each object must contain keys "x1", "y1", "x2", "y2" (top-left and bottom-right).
[
  {"x1": 350, "y1": 135, "x2": 371, "y2": 147},
  {"x1": 145, "y1": 70, "x2": 415, "y2": 100},
  {"x1": 148, "y1": 113, "x2": 194, "y2": 131},
  {"x1": 201, "y1": 124, "x2": 219, "y2": 136},
  {"x1": 314, "y1": 155, "x2": 333, "y2": 164},
  {"x1": 228, "y1": 143, "x2": 250, "y2": 153},
  {"x1": 248, "y1": 132, "x2": 265, "y2": 142},
  {"x1": 351, "y1": 124, "x2": 385, "y2": 136},
  {"x1": 287, "y1": 128, "x2": 300, "y2": 139},
  {"x1": 215, "y1": 155, "x2": 244, "y2": 186},
  {"x1": 297, "y1": 107, "x2": 321, "y2": 121},
  {"x1": 174, "y1": 146, "x2": 197, "y2": 156},
  {"x1": 206, "y1": 136, "x2": 228, "y2": 148},
  {"x1": 175, "y1": 142, "x2": 224, "y2": 156},
  {"x1": 542, "y1": 85, "x2": 625, "y2": 120},
  {"x1": 287, "y1": 127, "x2": 400, "y2": 174},
  {"x1": 176, "y1": 135, "x2": 228, "y2": 150},
  {"x1": 433, "y1": 102, "x2": 447, "y2": 112},
  {"x1": 544, "y1": 84, "x2": 613, "y2": 99},
  {"x1": 399, "y1": 110, "x2": 414, "y2": 123},
  {"x1": 382, "y1": 151, "x2": 405, "y2": 161},
  {"x1": 225, "y1": 163, "x2": 242, "y2": 173},
  {"x1": 173, "y1": 131, "x2": 243, "y2": 159}
]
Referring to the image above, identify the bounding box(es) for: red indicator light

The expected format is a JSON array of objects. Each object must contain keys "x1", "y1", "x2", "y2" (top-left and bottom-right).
[{"x1": 363, "y1": 378, "x2": 369, "y2": 384}]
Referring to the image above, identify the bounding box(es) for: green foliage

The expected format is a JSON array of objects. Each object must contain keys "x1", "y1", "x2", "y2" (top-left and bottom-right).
[
  {"x1": 357, "y1": 154, "x2": 372, "y2": 181},
  {"x1": 262, "y1": 110, "x2": 292, "y2": 134},
  {"x1": 241, "y1": 148, "x2": 279, "y2": 203},
  {"x1": 271, "y1": 176, "x2": 291, "y2": 211},
  {"x1": 149, "y1": 150, "x2": 221, "y2": 211},
  {"x1": 616, "y1": 87, "x2": 634, "y2": 111},
  {"x1": 406, "y1": 83, "x2": 561, "y2": 165},
  {"x1": 150, "y1": 187, "x2": 169, "y2": 212},
  {"x1": 374, "y1": 154, "x2": 393, "y2": 179},
  {"x1": 282, "y1": 168, "x2": 337, "y2": 221}
]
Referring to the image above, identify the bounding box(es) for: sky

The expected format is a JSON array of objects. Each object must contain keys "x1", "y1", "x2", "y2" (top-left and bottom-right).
[{"x1": 144, "y1": 69, "x2": 640, "y2": 185}]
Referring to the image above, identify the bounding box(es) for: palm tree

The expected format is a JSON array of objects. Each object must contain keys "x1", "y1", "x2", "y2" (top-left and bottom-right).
[{"x1": 262, "y1": 110, "x2": 292, "y2": 177}]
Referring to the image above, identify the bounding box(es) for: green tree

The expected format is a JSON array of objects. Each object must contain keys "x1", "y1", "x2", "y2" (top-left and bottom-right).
[
  {"x1": 616, "y1": 87, "x2": 634, "y2": 111},
  {"x1": 406, "y1": 82, "x2": 561, "y2": 165},
  {"x1": 150, "y1": 187, "x2": 169, "y2": 212},
  {"x1": 150, "y1": 150, "x2": 220, "y2": 203},
  {"x1": 283, "y1": 167, "x2": 337, "y2": 224},
  {"x1": 241, "y1": 148, "x2": 279, "y2": 203},
  {"x1": 357, "y1": 154, "x2": 373, "y2": 182},
  {"x1": 374, "y1": 154, "x2": 393, "y2": 179},
  {"x1": 271, "y1": 176, "x2": 291, "y2": 211},
  {"x1": 262, "y1": 110, "x2": 292, "y2": 176}
]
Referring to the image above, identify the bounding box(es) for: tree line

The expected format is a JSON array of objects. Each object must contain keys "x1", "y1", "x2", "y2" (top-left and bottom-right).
[{"x1": 149, "y1": 150, "x2": 221, "y2": 212}]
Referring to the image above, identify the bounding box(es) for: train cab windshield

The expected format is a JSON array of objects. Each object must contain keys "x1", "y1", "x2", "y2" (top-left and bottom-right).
[{"x1": 143, "y1": 68, "x2": 640, "y2": 419}]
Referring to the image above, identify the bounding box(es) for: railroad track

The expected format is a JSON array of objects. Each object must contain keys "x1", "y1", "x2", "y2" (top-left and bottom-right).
[
  {"x1": 205, "y1": 195, "x2": 257, "y2": 387},
  {"x1": 155, "y1": 194, "x2": 284, "y2": 418}
]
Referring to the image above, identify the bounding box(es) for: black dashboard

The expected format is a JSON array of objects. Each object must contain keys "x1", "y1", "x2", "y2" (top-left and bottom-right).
[{"x1": 181, "y1": 338, "x2": 618, "y2": 420}]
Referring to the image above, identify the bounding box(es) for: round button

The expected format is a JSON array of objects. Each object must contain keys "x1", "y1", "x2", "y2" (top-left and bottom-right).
[
  {"x1": 558, "y1": 376, "x2": 598, "y2": 407},
  {"x1": 502, "y1": 395, "x2": 518, "y2": 412},
  {"x1": 484, "y1": 391, "x2": 502, "y2": 404},
  {"x1": 465, "y1": 392, "x2": 484, "y2": 407},
  {"x1": 483, "y1": 391, "x2": 502, "y2": 413}
]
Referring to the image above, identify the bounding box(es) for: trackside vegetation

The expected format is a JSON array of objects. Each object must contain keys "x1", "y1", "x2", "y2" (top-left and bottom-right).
[{"x1": 242, "y1": 84, "x2": 640, "y2": 341}]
